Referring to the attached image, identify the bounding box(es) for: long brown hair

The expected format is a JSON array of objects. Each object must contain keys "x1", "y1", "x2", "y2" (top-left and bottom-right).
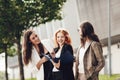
[
  {"x1": 54, "y1": 29, "x2": 72, "y2": 47},
  {"x1": 80, "y1": 21, "x2": 100, "y2": 47},
  {"x1": 22, "y1": 30, "x2": 33, "y2": 65},
  {"x1": 22, "y1": 30, "x2": 45, "y2": 65},
  {"x1": 22, "y1": 29, "x2": 46, "y2": 65}
]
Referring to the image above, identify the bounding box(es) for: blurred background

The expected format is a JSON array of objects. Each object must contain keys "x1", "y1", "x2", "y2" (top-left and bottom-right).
[{"x1": 0, "y1": 0, "x2": 120, "y2": 80}]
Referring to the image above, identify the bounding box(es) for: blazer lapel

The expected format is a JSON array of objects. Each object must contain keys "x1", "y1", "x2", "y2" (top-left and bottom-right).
[
  {"x1": 76, "y1": 45, "x2": 81, "y2": 57},
  {"x1": 84, "y1": 41, "x2": 93, "y2": 54},
  {"x1": 60, "y1": 44, "x2": 66, "y2": 57}
]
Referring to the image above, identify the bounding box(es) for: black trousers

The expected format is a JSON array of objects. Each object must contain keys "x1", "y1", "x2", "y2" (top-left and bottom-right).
[{"x1": 52, "y1": 71, "x2": 63, "y2": 80}]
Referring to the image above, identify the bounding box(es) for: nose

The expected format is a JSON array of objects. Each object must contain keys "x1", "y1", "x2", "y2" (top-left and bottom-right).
[{"x1": 35, "y1": 37, "x2": 39, "y2": 41}]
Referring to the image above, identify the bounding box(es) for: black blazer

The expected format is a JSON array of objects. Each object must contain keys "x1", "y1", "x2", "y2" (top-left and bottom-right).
[
  {"x1": 53, "y1": 44, "x2": 75, "y2": 80},
  {"x1": 39, "y1": 42, "x2": 53, "y2": 80}
]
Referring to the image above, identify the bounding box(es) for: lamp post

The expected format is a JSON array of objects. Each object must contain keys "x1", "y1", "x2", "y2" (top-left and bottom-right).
[{"x1": 108, "y1": 0, "x2": 112, "y2": 76}]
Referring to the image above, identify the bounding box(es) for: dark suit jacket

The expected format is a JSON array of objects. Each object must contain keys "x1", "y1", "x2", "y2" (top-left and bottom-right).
[
  {"x1": 75, "y1": 41, "x2": 105, "y2": 80},
  {"x1": 39, "y1": 54, "x2": 53, "y2": 80},
  {"x1": 53, "y1": 44, "x2": 75, "y2": 80}
]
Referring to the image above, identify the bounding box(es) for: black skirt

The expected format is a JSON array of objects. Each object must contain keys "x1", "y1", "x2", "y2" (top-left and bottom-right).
[{"x1": 52, "y1": 71, "x2": 63, "y2": 80}]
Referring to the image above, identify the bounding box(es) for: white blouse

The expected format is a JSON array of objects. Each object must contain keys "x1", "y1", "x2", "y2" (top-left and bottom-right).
[
  {"x1": 28, "y1": 47, "x2": 44, "y2": 80},
  {"x1": 78, "y1": 41, "x2": 91, "y2": 73},
  {"x1": 52, "y1": 48, "x2": 61, "y2": 72}
]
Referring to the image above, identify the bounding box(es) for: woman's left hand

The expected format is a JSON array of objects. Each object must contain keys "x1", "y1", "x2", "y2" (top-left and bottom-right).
[
  {"x1": 50, "y1": 50, "x2": 56, "y2": 58},
  {"x1": 52, "y1": 60, "x2": 60, "y2": 68}
]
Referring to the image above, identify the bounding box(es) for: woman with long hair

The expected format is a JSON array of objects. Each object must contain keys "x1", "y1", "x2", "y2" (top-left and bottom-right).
[
  {"x1": 75, "y1": 21, "x2": 105, "y2": 80},
  {"x1": 22, "y1": 30, "x2": 53, "y2": 80}
]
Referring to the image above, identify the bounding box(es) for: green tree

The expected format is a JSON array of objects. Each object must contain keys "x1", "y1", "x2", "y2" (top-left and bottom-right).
[
  {"x1": 0, "y1": 0, "x2": 16, "y2": 79},
  {"x1": 0, "y1": 25, "x2": 14, "y2": 80},
  {"x1": 0, "y1": 0, "x2": 66, "y2": 80}
]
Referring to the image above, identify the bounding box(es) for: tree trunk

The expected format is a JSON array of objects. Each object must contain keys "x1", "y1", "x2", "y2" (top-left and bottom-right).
[
  {"x1": 4, "y1": 44, "x2": 8, "y2": 80},
  {"x1": 16, "y1": 40, "x2": 25, "y2": 80}
]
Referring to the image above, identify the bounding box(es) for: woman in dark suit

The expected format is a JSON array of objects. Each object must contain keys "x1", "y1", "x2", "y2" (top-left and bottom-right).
[{"x1": 51, "y1": 28, "x2": 75, "y2": 80}]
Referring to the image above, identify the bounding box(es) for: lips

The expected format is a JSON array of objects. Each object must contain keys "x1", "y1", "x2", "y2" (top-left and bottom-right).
[{"x1": 58, "y1": 40, "x2": 63, "y2": 43}]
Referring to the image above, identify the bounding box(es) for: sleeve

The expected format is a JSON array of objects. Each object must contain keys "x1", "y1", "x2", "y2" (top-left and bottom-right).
[
  {"x1": 75, "y1": 46, "x2": 80, "y2": 80},
  {"x1": 91, "y1": 42, "x2": 105, "y2": 73},
  {"x1": 67, "y1": 44, "x2": 73, "y2": 55},
  {"x1": 27, "y1": 60, "x2": 44, "y2": 80},
  {"x1": 63, "y1": 45, "x2": 74, "y2": 64},
  {"x1": 28, "y1": 60, "x2": 39, "y2": 74},
  {"x1": 28, "y1": 49, "x2": 41, "y2": 74},
  {"x1": 59, "y1": 44, "x2": 74, "y2": 70}
]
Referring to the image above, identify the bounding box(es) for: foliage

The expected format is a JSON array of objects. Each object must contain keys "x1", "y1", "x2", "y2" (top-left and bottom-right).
[
  {"x1": 99, "y1": 74, "x2": 120, "y2": 80},
  {"x1": 0, "y1": 0, "x2": 66, "y2": 32},
  {"x1": 0, "y1": 0, "x2": 67, "y2": 53},
  {"x1": 0, "y1": 0, "x2": 67, "y2": 43},
  {"x1": 25, "y1": 78, "x2": 36, "y2": 80},
  {"x1": 7, "y1": 44, "x2": 17, "y2": 56}
]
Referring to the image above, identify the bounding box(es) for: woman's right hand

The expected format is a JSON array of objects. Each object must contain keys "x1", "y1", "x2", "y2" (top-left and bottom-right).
[
  {"x1": 41, "y1": 56, "x2": 48, "y2": 63},
  {"x1": 36, "y1": 57, "x2": 47, "y2": 70}
]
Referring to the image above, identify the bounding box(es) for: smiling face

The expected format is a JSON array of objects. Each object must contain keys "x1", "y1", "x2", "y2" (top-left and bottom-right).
[
  {"x1": 29, "y1": 33, "x2": 41, "y2": 45},
  {"x1": 54, "y1": 29, "x2": 71, "y2": 47},
  {"x1": 56, "y1": 32, "x2": 65, "y2": 46}
]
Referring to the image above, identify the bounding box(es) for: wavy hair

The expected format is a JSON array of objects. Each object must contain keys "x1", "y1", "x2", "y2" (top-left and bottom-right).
[{"x1": 54, "y1": 28, "x2": 72, "y2": 47}]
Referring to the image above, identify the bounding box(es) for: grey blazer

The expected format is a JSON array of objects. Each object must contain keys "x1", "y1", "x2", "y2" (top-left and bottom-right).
[{"x1": 75, "y1": 41, "x2": 105, "y2": 80}]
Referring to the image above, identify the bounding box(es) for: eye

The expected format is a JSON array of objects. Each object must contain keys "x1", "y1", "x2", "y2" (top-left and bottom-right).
[
  {"x1": 57, "y1": 36, "x2": 59, "y2": 38},
  {"x1": 35, "y1": 35, "x2": 37, "y2": 37},
  {"x1": 32, "y1": 37, "x2": 35, "y2": 40}
]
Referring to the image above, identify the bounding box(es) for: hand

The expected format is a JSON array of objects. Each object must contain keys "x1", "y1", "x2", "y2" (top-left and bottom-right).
[
  {"x1": 41, "y1": 56, "x2": 48, "y2": 63},
  {"x1": 50, "y1": 51, "x2": 55, "y2": 58},
  {"x1": 36, "y1": 57, "x2": 47, "y2": 70},
  {"x1": 52, "y1": 60, "x2": 60, "y2": 68}
]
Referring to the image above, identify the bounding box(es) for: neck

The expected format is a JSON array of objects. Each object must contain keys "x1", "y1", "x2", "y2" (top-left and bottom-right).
[
  {"x1": 34, "y1": 44, "x2": 40, "y2": 53},
  {"x1": 59, "y1": 44, "x2": 63, "y2": 49},
  {"x1": 86, "y1": 37, "x2": 91, "y2": 42},
  {"x1": 34, "y1": 44, "x2": 39, "y2": 50},
  {"x1": 34, "y1": 44, "x2": 37, "y2": 47}
]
